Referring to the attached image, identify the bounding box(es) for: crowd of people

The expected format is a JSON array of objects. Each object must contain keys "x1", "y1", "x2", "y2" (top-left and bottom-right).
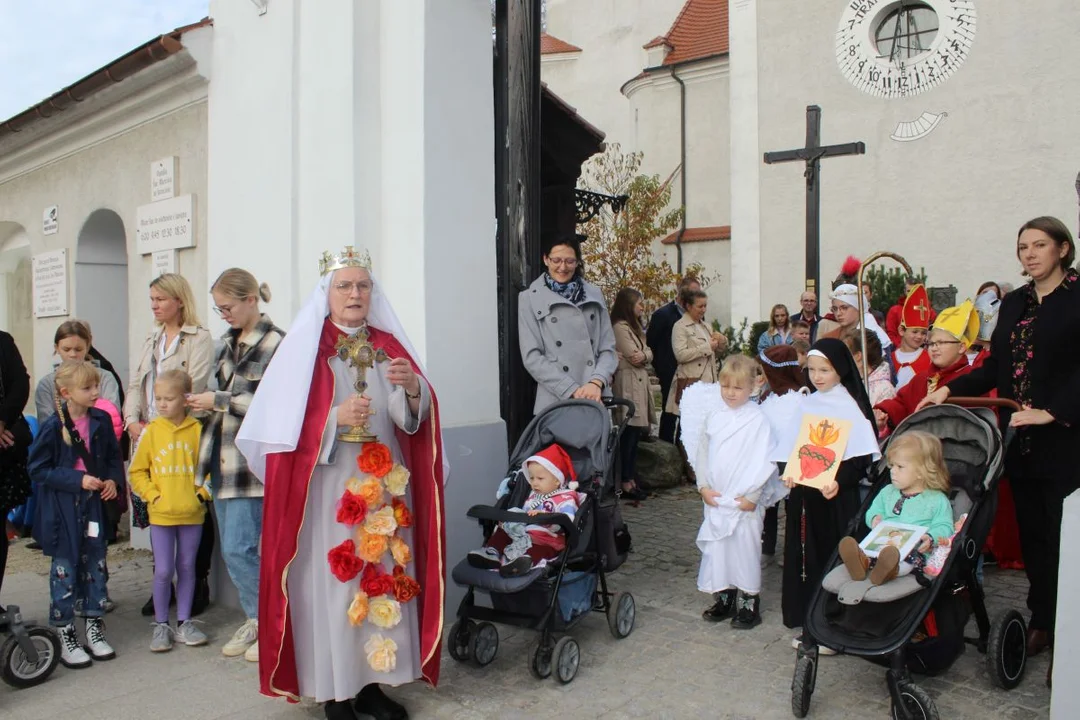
[{"x1": 0, "y1": 214, "x2": 1076, "y2": 714}]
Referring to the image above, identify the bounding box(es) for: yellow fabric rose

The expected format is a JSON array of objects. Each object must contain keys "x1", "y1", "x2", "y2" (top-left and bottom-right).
[
  {"x1": 364, "y1": 505, "x2": 398, "y2": 536},
  {"x1": 355, "y1": 529, "x2": 389, "y2": 563},
  {"x1": 384, "y1": 465, "x2": 410, "y2": 497},
  {"x1": 347, "y1": 591, "x2": 369, "y2": 627},
  {"x1": 368, "y1": 596, "x2": 403, "y2": 629},
  {"x1": 347, "y1": 478, "x2": 385, "y2": 508},
  {"x1": 364, "y1": 634, "x2": 398, "y2": 673},
  {"x1": 389, "y1": 536, "x2": 412, "y2": 567}
]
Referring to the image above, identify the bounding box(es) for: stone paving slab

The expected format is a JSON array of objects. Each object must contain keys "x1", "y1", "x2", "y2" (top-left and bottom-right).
[{"x1": 0, "y1": 487, "x2": 1051, "y2": 719}]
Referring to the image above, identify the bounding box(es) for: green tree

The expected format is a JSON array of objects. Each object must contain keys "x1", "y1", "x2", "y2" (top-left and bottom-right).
[
  {"x1": 865, "y1": 265, "x2": 928, "y2": 313},
  {"x1": 580, "y1": 144, "x2": 685, "y2": 312}
]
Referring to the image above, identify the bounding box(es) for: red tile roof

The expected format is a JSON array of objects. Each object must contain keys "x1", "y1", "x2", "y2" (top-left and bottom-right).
[
  {"x1": 648, "y1": 0, "x2": 729, "y2": 66},
  {"x1": 661, "y1": 226, "x2": 731, "y2": 244},
  {"x1": 540, "y1": 32, "x2": 582, "y2": 55}
]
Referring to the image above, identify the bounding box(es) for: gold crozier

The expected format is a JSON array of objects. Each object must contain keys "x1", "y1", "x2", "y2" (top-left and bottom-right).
[{"x1": 335, "y1": 327, "x2": 388, "y2": 443}]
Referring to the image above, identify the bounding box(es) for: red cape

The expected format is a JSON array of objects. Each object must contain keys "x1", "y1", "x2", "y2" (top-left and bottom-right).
[{"x1": 258, "y1": 318, "x2": 446, "y2": 700}]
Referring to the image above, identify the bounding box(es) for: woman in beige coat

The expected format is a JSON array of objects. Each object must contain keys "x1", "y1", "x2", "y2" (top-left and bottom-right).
[
  {"x1": 610, "y1": 288, "x2": 653, "y2": 501},
  {"x1": 665, "y1": 289, "x2": 721, "y2": 416},
  {"x1": 124, "y1": 272, "x2": 214, "y2": 617}
]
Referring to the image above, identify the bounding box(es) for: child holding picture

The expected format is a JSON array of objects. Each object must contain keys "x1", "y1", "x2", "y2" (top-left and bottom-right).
[
  {"x1": 838, "y1": 431, "x2": 956, "y2": 585},
  {"x1": 777, "y1": 339, "x2": 881, "y2": 650}
]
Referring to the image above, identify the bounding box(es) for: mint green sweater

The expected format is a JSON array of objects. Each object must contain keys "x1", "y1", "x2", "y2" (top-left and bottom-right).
[{"x1": 865, "y1": 485, "x2": 954, "y2": 543}]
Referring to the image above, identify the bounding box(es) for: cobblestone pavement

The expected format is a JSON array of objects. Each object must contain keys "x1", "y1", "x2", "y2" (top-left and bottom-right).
[{"x1": 0, "y1": 487, "x2": 1052, "y2": 719}]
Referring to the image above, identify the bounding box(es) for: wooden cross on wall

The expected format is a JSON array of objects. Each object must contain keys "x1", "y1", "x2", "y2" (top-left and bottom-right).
[{"x1": 764, "y1": 105, "x2": 866, "y2": 295}]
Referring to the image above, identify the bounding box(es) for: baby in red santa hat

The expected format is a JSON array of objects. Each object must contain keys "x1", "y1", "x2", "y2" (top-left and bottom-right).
[{"x1": 468, "y1": 443, "x2": 581, "y2": 577}]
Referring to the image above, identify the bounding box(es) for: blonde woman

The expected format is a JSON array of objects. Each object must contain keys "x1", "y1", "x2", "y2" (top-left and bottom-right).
[
  {"x1": 187, "y1": 268, "x2": 284, "y2": 662},
  {"x1": 124, "y1": 273, "x2": 214, "y2": 618},
  {"x1": 757, "y1": 304, "x2": 794, "y2": 352}
]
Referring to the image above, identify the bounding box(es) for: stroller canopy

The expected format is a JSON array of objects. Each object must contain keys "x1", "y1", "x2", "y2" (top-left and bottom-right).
[{"x1": 508, "y1": 400, "x2": 613, "y2": 484}]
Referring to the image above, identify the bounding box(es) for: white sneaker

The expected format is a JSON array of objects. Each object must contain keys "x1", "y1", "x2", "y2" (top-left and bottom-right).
[
  {"x1": 244, "y1": 639, "x2": 259, "y2": 663},
  {"x1": 85, "y1": 617, "x2": 116, "y2": 660},
  {"x1": 222, "y1": 618, "x2": 258, "y2": 657},
  {"x1": 58, "y1": 623, "x2": 92, "y2": 668},
  {"x1": 176, "y1": 620, "x2": 208, "y2": 647}
]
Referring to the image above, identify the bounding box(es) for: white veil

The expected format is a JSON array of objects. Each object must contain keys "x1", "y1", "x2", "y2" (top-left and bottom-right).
[{"x1": 236, "y1": 267, "x2": 445, "y2": 483}]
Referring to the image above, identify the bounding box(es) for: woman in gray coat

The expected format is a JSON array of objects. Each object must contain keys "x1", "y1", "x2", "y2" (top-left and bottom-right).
[{"x1": 518, "y1": 236, "x2": 617, "y2": 414}]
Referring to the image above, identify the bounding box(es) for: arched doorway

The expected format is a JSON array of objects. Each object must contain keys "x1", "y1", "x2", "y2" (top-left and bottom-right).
[
  {"x1": 0, "y1": 221, "x2": 33, "y2": 410},
  {"x1": 76, "y1": 209, "x2": 130, "y2": 395}
]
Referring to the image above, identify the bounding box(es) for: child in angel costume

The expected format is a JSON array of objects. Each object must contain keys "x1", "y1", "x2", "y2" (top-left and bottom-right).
[
  {"x1": 680, "y1": 354, "x2": 782, "y2": 629},
  {"x1": 777, "y1": 339, "x2": 881, "y2": 650},
  {"x1": 467, "y1": 443, "x2": 580, "y2": 578}
]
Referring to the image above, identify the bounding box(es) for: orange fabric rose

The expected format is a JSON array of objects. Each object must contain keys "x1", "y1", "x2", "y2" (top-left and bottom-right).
[
  {"x1": 389, "y1": 536, "x2": 412, "y2": 567},
  {"x1": 348, "y1": 590, "x2": 369, "y2": 626},
  {"x1": 358, "y1": 442, "x2": 394, "y2": 478},
  {"x1": 392, "y1": 566, "x2": 421, "y2": 603},
  {"x1": 347, "y1": 478, "x2": 384, "y2": 508},
  {"x1": 356, "y1": 529, "x2": 389, "y2": 564},
  {"x1": 391, "y1": 497, "x2": 413, "y2": 529}
]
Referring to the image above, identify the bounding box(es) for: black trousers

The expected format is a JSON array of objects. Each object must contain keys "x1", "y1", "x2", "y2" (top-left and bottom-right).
[
  {"x1": 620, "y1": 425, "x2": 643, "y2": 482},
  {"x1": 762, "y1": 504, "x2": 779, "y2": 556},
  {"x1": 1011, "y1": 476, "x2": 1064, "y2": 633},
  {"x1": 658, "y1": 377, "x2": 678, "y2": 443},
  {"x1": 196, "y1": 508, "x2": 215, "y2": 582},
  {"x1": 0, "y1": 526, "x2": 8, "y2": 601}
]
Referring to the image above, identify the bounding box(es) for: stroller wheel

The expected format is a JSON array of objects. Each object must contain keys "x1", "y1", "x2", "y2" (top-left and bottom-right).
[
  {"x1": 607, "y1": 591, "x2": 636, "y2": 639},
  {"x1": 553, "y1": 636, "x2": 580, "y2": 684},
  {"x1": 890, "y1": 683, "x2": 939, "y2": 720},
  {"x1": 1, "y1": 627, "x2": 61, "y2": 688},
  {"x1": 447, "y1": 619, "x2": 474, "y2": 663},
  {"x1": 790, "y1": 654, "x2": 814, "y2": 718},
  {"x1": 470, "y1": 622, "x2": 499, "y2": 667},
  {"x1": 529, "y1": 638, "x2": 554, "y2": 679},
  {"x1": 987, "y1": 609, "x2": 1027, "y2": 690}
]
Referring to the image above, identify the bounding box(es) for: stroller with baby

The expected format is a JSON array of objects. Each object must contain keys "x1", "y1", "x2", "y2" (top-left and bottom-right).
[
  {"x1": 792, "y1": 398, "x2": 1029, "y2": 719},
  {"x1": 449, "y1": 398, "x2": 637, "y2": 684}
]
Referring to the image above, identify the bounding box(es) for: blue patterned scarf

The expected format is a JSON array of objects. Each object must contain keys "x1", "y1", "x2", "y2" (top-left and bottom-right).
[{"x1": 544, "y1": 272, "x2": 586, "y2": 305}]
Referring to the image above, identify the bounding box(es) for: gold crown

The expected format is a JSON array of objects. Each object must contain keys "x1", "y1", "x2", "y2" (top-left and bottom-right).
[{"x1": 319, "y1": 246, "x2": 372, "y2": 276}]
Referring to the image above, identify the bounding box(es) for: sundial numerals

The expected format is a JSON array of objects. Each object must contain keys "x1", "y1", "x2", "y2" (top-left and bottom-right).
[{"x1": 835, "y1": 0, "x2": 976, "y2": 100}]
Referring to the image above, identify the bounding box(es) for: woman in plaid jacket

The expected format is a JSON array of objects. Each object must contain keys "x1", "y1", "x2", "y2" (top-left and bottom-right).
[{"x1": 188, "y1": 269, "x2": 284, "y2": 662}]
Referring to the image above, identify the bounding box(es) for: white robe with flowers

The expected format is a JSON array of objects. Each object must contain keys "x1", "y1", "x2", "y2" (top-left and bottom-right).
[
  {"x1": 287, "y1": 348, "x2": 431, "y2": 702},
  {"x1": 680, "y1": 384, "x2": 776, "y2": 595}
]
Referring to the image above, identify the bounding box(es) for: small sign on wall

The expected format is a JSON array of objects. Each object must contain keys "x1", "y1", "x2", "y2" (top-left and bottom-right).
[
  {"x1": 136, "y1": 194, "x2": 195, "y2": 254},
  {"x1": 152, "y1": 249, "x2": 177, "y2": 276},
  {"x1": 151, "y1": 157, "x2": 176, "y2": 201},
  {"x1": 42, "y1": 205, "x2": 58, "y2": 235},
  {"x1": 32, "y1": 249, "x2": 68, "y2": 318}
]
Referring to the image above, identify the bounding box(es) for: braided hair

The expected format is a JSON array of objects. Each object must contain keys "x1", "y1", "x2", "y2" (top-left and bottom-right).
[{"x1": 52, "y1": 361, "x2": 100, "y2": 446}]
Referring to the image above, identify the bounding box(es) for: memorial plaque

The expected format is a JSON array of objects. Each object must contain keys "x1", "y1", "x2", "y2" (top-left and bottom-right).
[
  {"x1": 151, "y1": 157, "x2": 176, "y2": 201},
  {"x1": 136, "y1": 194, "x2": 195, "y2": 254},
  {"x1": 32, "y1": 249, "x2": 68, "y2": 318}
]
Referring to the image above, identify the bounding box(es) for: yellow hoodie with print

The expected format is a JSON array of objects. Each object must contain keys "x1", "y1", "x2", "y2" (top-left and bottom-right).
[{"x1": 129, "y1": 415, "x2": 210, "y2": 526}]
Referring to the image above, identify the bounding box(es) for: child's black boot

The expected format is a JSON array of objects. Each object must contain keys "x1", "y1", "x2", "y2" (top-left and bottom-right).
[
  {"x1": 702, "y1": 589, "x2": 735, "y2": 622},
  {"x1": 730, "y1": 592, "x2": 762, "y2": 629}
]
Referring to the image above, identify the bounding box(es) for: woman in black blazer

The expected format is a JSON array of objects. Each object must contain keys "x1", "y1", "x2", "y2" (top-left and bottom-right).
[
  {"x1": 921, "y1": 216, "x2": 1080, "y2": 679},
  {"x1": 0, "y1": 330, "x2": 32, "y2": 605}
]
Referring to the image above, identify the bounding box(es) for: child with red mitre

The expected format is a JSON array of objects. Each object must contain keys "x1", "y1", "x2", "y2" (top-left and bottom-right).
[
  {"x1": 891, "y1": 284, "x2": 933, "y2": 390},
  {"x1": 886, "y1": 277, "x2": 938, "y2": 347},
  {"x1": 874, "y1": 301, "x2": 979, "y2": 434}
]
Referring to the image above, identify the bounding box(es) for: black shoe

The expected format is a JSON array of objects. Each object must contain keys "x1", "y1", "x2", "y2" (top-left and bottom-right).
[
  {"x1": 141, "y1": 586, "x2": 177, "y2": 617},
  {"x1": 356, "y1": 684, "x2": 408, "y2": 720},
  {"x1": 324, "y1": 699, "x2": 358, "y2": 720},
  {"x1": 498, "y1": 556, "x2": 534, "y2": 578},
  {"x1": 620, "y1": 486, "x2": 647, "y2": 502},
  {"x1": 467, "y1": 548, "x2": 502, "y2": 569},
  {"x1": 730, "y1": 593, "x2": 762, "y2": 630},
  {"x1": 702, "y1": 590, "x2": 735, "y2": 622},
  {"x1": 25, "y1": 540, "x2": 41, "y2": 550},
  {"x1": 191, "y1": 578, "x2": 210, "y2": 617}
]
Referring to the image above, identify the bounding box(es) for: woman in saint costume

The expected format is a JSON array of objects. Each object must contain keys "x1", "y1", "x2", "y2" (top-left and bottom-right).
[{"x1": 237, "y1": 248, "x2": 446, "y2": 720}]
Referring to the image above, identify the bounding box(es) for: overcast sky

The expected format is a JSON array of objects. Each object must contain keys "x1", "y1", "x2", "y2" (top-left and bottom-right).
[{"x1": 0, "y1": 0, "x2": 209, "y2": 120}]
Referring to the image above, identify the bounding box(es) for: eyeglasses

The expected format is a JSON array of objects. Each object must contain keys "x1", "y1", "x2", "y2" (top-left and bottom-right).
[
  {"x1": 333, "y1": 281, "x2": 373, "y2": 295},
  {"x1": 547, "y1": 257, "x2": 578, "y2": 267},
  {"x1": 926, "y1": 340, "x2": 961, "y2": 349},
  {"x1": 212, "y1": 304, "x2": 236, "y2": 317}
]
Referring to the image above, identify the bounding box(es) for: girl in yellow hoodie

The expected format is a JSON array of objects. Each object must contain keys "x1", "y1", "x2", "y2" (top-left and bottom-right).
[{"x1": 129, "y1": 370, "x2": 211, "y2": 652}]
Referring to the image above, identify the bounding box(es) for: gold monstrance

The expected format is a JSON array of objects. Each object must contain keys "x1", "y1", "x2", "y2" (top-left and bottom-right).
[{"x1": 335, "y1": 326, "x2": 388, "y2": 443}]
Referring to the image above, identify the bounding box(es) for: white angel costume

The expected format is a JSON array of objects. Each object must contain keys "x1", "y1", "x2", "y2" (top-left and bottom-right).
[{"x1": 679, "y1": 383, "x2": 777, "y2": 595}]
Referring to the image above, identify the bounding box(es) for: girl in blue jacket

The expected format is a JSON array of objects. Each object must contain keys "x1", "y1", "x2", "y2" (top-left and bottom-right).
[{"x1": 27, "y1": 361, "x2": 124, "y2": 669}]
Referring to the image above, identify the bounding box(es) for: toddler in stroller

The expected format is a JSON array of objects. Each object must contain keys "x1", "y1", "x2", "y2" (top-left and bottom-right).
[
  {"x1": 467, "y1": 443, "x2": 581, "y2": 578},
  {"x1": 449, "y1": 399, "x2": 636, "y2": 684}
]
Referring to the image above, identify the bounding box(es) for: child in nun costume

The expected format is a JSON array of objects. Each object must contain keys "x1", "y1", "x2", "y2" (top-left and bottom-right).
[
  {"x1": 680, "y1": 355, "x2": 778, "y2": 630},
  {"x1": 776, "y1": 338, "x2": 881, "y2": 647}
]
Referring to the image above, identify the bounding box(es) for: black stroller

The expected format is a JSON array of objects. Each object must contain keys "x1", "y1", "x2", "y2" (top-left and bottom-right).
[
  {"x1": 0, "y1": 605, "x2": 61, "y2": 688},
  {"x1": 449, "y1": 398, "x2": 637, "y2": 684},
  {"x1": 792, "y1": 398, "x2": 1029, "y2": 719}
]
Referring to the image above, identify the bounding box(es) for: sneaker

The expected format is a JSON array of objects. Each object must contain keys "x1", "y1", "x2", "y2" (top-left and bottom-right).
[
  {"x1": 85, "y1": 617, "x2": 116, "y2": 660},
  {"x1": 702, "y1": 590, "x2": 735, "y2": 622},
  {"x1": 176, "y1": 620, "x2": 208, "y2": 647},
  {"x1": 467, "y1": 547, "x2": 502, "y2": 570},
  {"x1": 150, "y1": 622, "x2": 175, "y2": 653},
  {"x1": 58, "y1": 623, "x2": 92, "y2": 668},
  {"x1": 244, "y1": 640, "x2": 259, "y2": 663},
  {"x1": 730, "y1": 593, "x2": 762, "y2": 630},
  {"x1": 102, "y1": 597, "x2": 117, "y2": 614},
  {"x1": 223, "y1": 618, "x2": 259, "y2": 657}
]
